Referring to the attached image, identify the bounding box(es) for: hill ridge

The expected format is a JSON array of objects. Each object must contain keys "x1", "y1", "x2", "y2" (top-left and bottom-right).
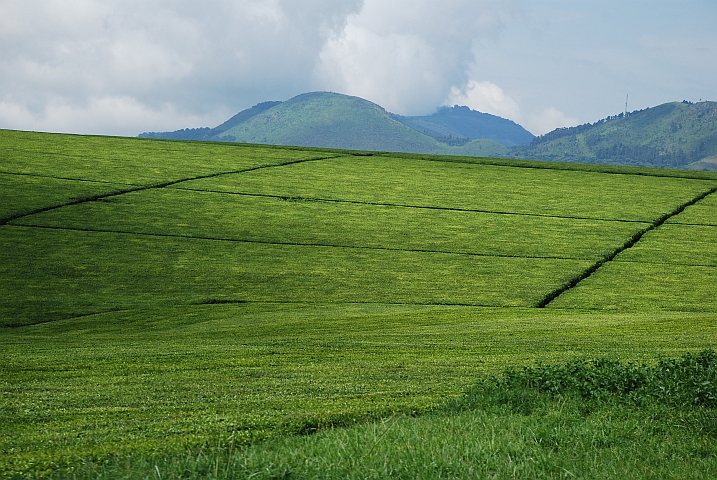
[
  {"x1": 212, "y1": 92, "x2": 510, "y2": 156},
  {"x1": 512, "y1": 100, "x2": 717, "y2": 169},
  {"x1": 393, "y1": 105, "x2": 533, "y2": 147},
  {"x1": 138, "y1": 94, "x2": 717, "y2": 169},
  {"x1": 139, "y1": 92, "x2": 522, "y2": 156}
]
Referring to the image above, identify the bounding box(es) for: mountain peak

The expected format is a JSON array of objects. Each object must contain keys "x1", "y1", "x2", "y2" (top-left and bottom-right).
[
  {"x1": 396, "y1": 105, "x2": 534, "y2": 147},
  {"x1": 138, "y1": 92, "x2": 717, "y2": 169}
]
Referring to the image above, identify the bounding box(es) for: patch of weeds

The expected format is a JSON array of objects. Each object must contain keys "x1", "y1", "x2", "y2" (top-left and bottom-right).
[{"x1": 450, "y1": 349, "x2": 717, "y2": 414}]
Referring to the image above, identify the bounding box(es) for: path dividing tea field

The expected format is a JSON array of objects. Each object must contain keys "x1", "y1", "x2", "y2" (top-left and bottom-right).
[{"x1": 1, "y1": 129, "x2": 717, "y2": 477}]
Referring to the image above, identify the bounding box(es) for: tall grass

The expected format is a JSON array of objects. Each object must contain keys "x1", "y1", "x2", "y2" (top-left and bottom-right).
[{"x1": 45, "y1": 351, "x2": 717, "y2": 479}]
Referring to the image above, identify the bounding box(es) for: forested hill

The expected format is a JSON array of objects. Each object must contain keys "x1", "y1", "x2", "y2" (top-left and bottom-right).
[
  {"x1": 140, "y1": 92, "x2": 511, "y2": 157},
  {"x1": 139, "y1": 96, "x2": 717, "y2": 170},
  {"x1": 139, "y1": 94, "x2": 531, "y2": 150},
  {"x1": 395, "y1": 105, "x2": 534, "y2": 147},
  {"x1": 510, "y1": 101, "x2": 717, "y2": 170},
  {"x1": 138, "y1": 101, "x2": 280, "y2": 141}
]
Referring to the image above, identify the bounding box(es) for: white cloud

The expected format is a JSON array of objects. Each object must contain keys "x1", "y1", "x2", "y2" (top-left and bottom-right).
[
  {"x1": 316, "y1": 25, "x2": 444, "y2": 115},
  {"x1": 2, "y1": 0, "x2": 713, "y2": 137},
  {"x1": 0, "y1": 0, "x2": 363, "y2": 135},
  {"x1": 444, "y1": 79, "x2": 577, "y2": 135},
  {"x1": 0, "y1": 0, "x2": 570, "y2": 138},
  {"x1": 0, "y1": 95, "x2": 214, "y2": 137},
  {"x1": 525, "y1": 107, "x2": 580, "y2": 136},
  {"x1": 445, "y1": 80, "x2": 521, "y2": 121},
  {"x1": 314, "y1": 0, "x2": 519, "y2": 115}
]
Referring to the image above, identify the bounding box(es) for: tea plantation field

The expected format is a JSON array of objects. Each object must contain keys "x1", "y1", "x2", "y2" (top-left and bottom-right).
[{"x1": 2, "y1": 129, "x2": 717, "y2": 478}]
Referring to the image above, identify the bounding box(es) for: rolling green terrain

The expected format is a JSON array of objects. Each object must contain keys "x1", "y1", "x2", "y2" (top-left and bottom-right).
[
  {"x1": 214, "y1": 92, "x2": 509, "y2": 157},
  {"x1": 141, "y1": 92, "x2": 511, "y2": 157},
  {"x1": 141, "y1": 96, "x2": 533, "y2": 149},
  {"x1": 513, "y1": 100, "x2": 717, "y2": 168},
  {"x1": 213, "y1": 92, "x2": 444, "y2": 151},
  {"x1": 2, "y1": 129, "x2": 717, "y2": 478},
  {"x1": 140, "y1": 94, "x2": 717, "y2": 170},
  {"x1": 138, "y1": 101, "x2": 282, "y2": 142},
  {"x1": 393, "y1": 105, "x2": 534, "y2": 147}
]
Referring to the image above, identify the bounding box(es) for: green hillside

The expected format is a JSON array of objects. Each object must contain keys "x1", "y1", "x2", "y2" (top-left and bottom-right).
[
  {"x1": 213, "y1": 92, "x2": 505, "y2": 156},
  {"x1": 215, "y1": 92, "x2": 436, "y2": 151},
  {"x1": 512, "y1": 101, "x2": 717, "y2": 168},
  {"x1": 137, "y1": 93, "x2": 514, "y2": 157},
  {"x1": 2, "y1": 129, "x2": 717, "y2": 478},
  {"x1": 396, "y1": 105, "x2": 534, "y2": 147},
  {"x1": 139, "y1": 96, "x2": 717, "y2": 170},
  {"x1": 139, "y1": 101, "x2": 281, "y2": 141}
]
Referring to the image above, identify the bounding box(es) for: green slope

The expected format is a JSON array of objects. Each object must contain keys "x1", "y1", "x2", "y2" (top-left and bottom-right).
[
  {"x1": 138, "y1": 101, "x2": 282, "y2": 141},
  {"x1": 3, "y1": 129, "x2": 717, "y2": 477},
  {"x1": 396, "y1": 105, "x2": 534, "y2": 147},
  {"x1": 511, "y1": 101, "x2": 717, "y2": 168},
  {"x1": 214, "y1": 92, "x2": 509, "y2": 156},
  {"x1": 138, "y1": 96, "x2": 717, "y2": 169}
]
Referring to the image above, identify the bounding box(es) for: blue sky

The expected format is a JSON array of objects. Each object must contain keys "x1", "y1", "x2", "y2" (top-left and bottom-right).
[
  {"x1": 0, "y1": 0, "x2": 715, "y2": 136},
  {"x1": 474, "y1": 1, "x2": 717, "y2": 130}
]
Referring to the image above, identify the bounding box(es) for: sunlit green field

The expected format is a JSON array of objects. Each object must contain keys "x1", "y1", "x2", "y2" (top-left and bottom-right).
[{"x1": 2, "y1": 129, "x2": 717, "y2": 478}]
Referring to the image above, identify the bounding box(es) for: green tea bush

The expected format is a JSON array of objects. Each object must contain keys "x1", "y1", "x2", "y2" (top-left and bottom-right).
[
  {"x1": 455, "y1": 349, "x2": 717, "y2": 412},
  {"x1": 38, "y1": 351, "x2": 717, "y2": 480}
]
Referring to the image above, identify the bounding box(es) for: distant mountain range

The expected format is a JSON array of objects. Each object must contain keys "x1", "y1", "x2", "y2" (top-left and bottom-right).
[
  {"x1": 392, "y1": 105, "x2": 534, "y2": 147},
  {"x1": 139, "y1": 92, "x2": 717, "y2": 170},
  {"x1": 139, "y1": 92, "x2": 530, "y2": 158}
]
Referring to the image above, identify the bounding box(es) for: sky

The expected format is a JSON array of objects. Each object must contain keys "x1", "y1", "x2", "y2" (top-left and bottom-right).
[{"x1": 1, "y1": 0, "x2": 715, "y2": 136}]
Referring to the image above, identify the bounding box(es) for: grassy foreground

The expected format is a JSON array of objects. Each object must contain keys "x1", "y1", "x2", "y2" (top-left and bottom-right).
[
  {"x1": 23, "y1": 351, "x2": 717, "y2": 479},
  {"x1": 2, "y1": 129, "x2": 717, "y2": 477},
  {"x1": 5, "y1": 305, "x2": 716, "y2": 477}
]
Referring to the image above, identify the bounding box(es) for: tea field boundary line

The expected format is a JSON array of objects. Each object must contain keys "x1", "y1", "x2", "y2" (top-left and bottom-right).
[
  {"x1": 7, "y1": 223, "x2": 593, "y2": 262},
  {"x1": 665, "y1": 221, "x2": 717, "y2": 228},
  {"x1": 187, "y1": 300, "x2": 503, "y2": 308},
  {"x1": 5, "y1": 308, "x2": 137, "y2": 328},
  {"x1": 171, "y1": 187, "x2": 653, "y2": 225},
  {"x1": 608, "y1": 258, "x2": 717, "y2": 269},
  {"x1": 378, "y1": 153, "x2": 717, "y2": 181},
  {"x1": 536, "y1": 184, "x2": 717, "y2": 308},
  {"x1": 3, "y1": 300, "x2": 507, "y2": 328},
  {"x1": 0, "y1": 154, "x2": 346, "y2": 226},
  {"x1": 0, "y1": 170, "x2": 139, "y2": 185},
  {"x1": 5, "y1": 129, "x2": 717, "y2": 181}
]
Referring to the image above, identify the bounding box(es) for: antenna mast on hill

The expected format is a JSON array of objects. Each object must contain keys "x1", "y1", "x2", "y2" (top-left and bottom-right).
[{"x1": 625, "y1": 94, "x2": 628, "y2": 117}]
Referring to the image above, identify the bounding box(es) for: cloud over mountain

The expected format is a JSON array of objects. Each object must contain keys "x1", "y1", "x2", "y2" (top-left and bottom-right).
[
  {"x1": 315, "y1": 0, "x2": 517, "y2": 116},
  {"x1": 1, "y1": 1, "x2": 715, "y2": 136},
  {"x1": 0, "y1": 0, "x2": 363, "y2": 135}
]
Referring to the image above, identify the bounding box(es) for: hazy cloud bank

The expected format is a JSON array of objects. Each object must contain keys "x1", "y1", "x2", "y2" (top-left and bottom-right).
[
  {"x1": 1, "y1": 1, "x2": 715, "y2": 136},
  {"x1": 445, "y1": 80, "x2": 578, "y2": 134},
  {"x1": 315, "y1": 0, "x2": 515, "y2": 115},
  {"x1": 0, "y1": 0, "x2": 363, "y2": 135}
]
